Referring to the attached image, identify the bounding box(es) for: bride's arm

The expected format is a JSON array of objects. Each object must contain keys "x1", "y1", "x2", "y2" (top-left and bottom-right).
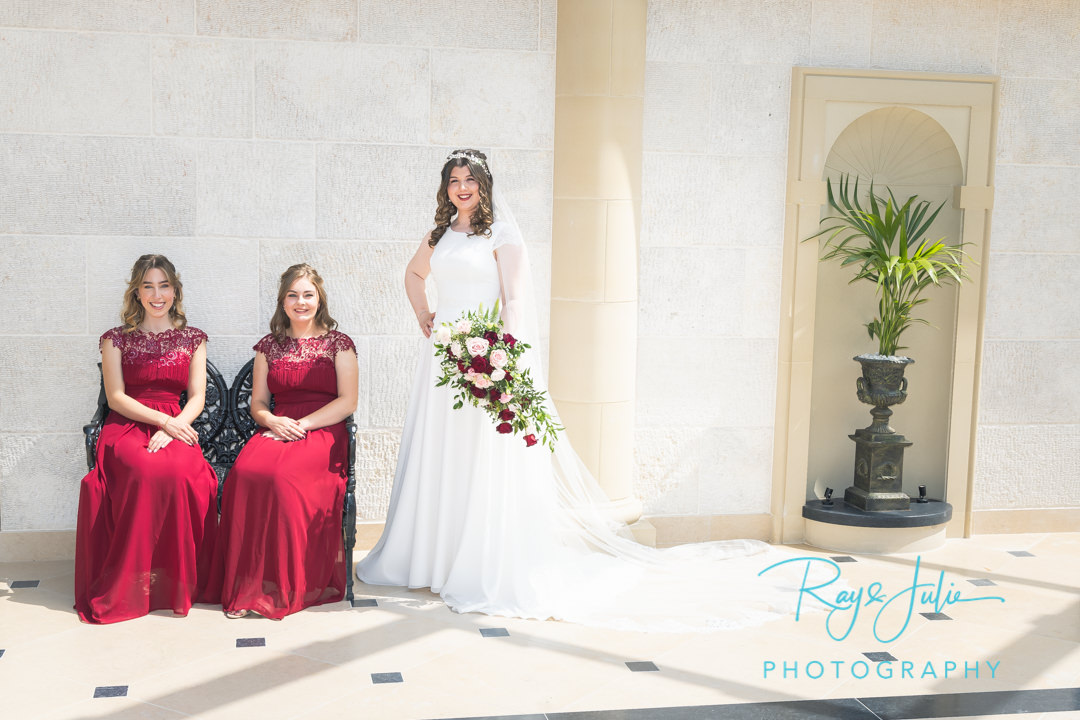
[{"x1": 405, "y1": 231, "x2": 435, "y2": 337}]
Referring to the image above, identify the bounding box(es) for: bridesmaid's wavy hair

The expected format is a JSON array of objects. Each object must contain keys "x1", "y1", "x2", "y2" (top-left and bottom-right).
[
  {"x1": 429, "y1": 149, "x2": 494, "y2": 247},
  {"x1": 269, "y1": 263, "x2": 338, "y2": 342},
  {"x1": 120, "y1": 254, "x2": 187, "y2": 332}
]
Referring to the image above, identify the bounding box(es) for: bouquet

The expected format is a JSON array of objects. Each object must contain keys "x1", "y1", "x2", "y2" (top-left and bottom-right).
[{"x1": 433, "y1": 302, "x2": 562, "y2": 450}]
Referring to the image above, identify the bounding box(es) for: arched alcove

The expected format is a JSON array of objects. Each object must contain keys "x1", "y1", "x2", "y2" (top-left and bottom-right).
[
  {"x1": 807, "y1": 107, "x2": 964, "y2": 508},
  {"x1": 774, "y1": 69, "x2": 998, "y2": 543}
]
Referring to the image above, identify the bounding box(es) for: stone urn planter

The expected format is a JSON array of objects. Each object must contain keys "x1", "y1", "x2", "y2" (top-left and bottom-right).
[{"x1": 846, "y1": 354, "x2": 915, "y2": 511}]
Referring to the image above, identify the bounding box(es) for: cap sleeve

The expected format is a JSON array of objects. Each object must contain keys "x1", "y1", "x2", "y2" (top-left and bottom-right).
[
  {"x1": 186, "y1": 327, "x2": 208, "y2": 350},
  {"x1": 329, "y1": 331, "x2": 356, "y2": 358},
  {"x1": 253, "y1": 334, "x2": 276, "y2": 355},
  {"x1": 99, "y1": 327, "x2": 125, "y2": 352},
  {"x1": 491, "y1": 220, "x2": 524, "y2": 251}
]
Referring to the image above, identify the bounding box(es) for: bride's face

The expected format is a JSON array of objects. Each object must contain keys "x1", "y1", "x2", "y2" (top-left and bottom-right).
[{"x1": 447, "y1": 165, "x2": 481, "y2": 216}]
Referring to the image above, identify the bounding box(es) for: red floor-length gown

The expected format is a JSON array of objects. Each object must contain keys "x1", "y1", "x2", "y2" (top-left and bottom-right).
[
  {"x1": 75, "y1": 327, "x2": 219, "y2": 624},
  {"x1": 208, "y1": 331, "x2": 354, "y2": 619}
]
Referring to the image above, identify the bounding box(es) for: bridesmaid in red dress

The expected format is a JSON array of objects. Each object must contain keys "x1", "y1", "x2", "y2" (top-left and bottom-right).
[
  {"x1": 75, "y1": 254, "x2": 219, "y2": 624},
  {"x1": 210, "y1": 263, "x2": 358, "y2": 619}
]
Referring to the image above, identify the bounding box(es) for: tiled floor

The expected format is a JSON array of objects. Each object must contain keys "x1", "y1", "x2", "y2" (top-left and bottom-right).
[{"x1": 1, "y1": 532, "x2": 1078, "y2": 720}]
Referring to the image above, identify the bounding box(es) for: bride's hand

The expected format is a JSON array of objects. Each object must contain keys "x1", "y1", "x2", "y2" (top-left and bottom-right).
[{"x1": 417, "y1": 310, "x2": 435, "y2": 338}]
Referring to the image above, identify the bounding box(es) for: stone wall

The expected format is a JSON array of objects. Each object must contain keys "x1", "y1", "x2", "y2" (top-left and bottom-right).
[
  {"x1": 636, "y1": 0, "x2": 1080, "y2": 517},
  {"x1": 0, "y1": 1, "x2": 557, "y2": 531},
  {"x1": 1, "y1": 0, "x2": 1076, "y2": 536}
]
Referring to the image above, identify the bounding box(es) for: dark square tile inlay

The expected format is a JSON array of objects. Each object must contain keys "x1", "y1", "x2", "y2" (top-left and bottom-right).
[
  {"x1": 479, "y1": 627, "x2": 510, "y2": 638},
  {"x1": 863, "y1": 651, "x2": 897, "y2": 662},
  {"x1": 968, "y1": 578, "x2": 996, "y2": 587},
  {"x1": 93, "y1": 686, "x2": 128, "y2": 698},
  {"x1": 625, "y1": 661, "x2": 659, "y2": 672},
  {"x1": 371, "y1": 672, "x2": 403, "y2": 684},
  {"x1": 10, "y1": 580, "x2": 40, "y2": 589},
  {"x1": 920, "y1": 612, "x2": 952, "y2": 621},
  {"x1": 830, "y1": 556, "x2": 857, "y2": 563},
  {"x1": 351, "y1": 598, "x2": 378, "y2": 608},
  {"x1": 236, "y1": 637, "x2": 265, "y2": 648},
  {"x1": 1008, "y1": 550, "x2": 1035, "y2": 557}
]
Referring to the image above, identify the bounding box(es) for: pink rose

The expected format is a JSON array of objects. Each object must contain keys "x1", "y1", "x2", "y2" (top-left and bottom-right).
[
  {"x1": 490, "y1": 368, "x2": 505, "y2": 382},
  {"x1": 474, "y1": 375, "x2": 493, "y2": 389},
  {"x1": 465, "y1": 337, "x2": 490, "y2": 357},
  {"x1": 455, "y1": 319, "x2": 472, "y2": 334},
  {"x1": 489, "y1": 348, "x2": 509, "y2": 369},
  {"x1": 499, "y1": 393, "x2": 512, "y2": 403}
]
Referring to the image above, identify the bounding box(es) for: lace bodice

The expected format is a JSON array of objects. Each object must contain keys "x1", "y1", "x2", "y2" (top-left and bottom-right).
[
  {"x1": 99, "y1": 326, "x2": 207, "y2": 403},
  {"x1": 253, "y1": 331, "x2": 355, "y2": 410},
  {"x1": 254, "y1": 331, "x2": 355, "y2": 371}
]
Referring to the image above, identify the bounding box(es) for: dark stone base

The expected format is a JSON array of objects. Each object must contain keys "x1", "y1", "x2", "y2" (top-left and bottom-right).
[
  {"x1": 803, "y1": 499, "x2": 952, "y2": 528},
  {"x1": 845, "y1": 484, "x2": 912, "y2": 511}
]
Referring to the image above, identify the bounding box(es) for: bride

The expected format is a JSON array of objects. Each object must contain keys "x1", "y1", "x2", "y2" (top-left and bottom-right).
[{"x1": 356, "y1": 150, "x2": 804, "y2": 631}]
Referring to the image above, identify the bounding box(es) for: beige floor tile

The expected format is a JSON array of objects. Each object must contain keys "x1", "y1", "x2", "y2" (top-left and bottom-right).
[
  {"x1": 38, "y1": 696, "x2": 188, "y2": 720},
  {"x1": 130, "y1": 648, "x2": 355, "y2": 719},
  {"x1": 0, "y1": 560, "x2": 76, "y2": 585},
  {"x1": 0, "y1": 658, "x2": 92, "y2": 718}
]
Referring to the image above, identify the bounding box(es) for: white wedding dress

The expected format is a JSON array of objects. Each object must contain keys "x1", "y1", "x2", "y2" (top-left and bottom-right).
[{"x1": 356, "y1": 219, "x2": 811, "y2": 632}]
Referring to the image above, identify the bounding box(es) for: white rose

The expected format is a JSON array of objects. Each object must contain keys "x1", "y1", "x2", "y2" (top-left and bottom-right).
[
  {"x1": 465, "y1": 337, "x2": 490, "y2": 357},
  {"x1": 450, "y1": 341, "x2": 463, "y2": 358},
  {"x1": 478, "y1": 398, "x2": 489, "y2": 406},
  {"x1": 491, "y1": 368, "x2": 506, "y2": 382},
  {"x1": 489, "y1": 348, "x2": 509, "y2": 369},
  {"x1": 435, "y1": 325, "x2": 452, "y2": 344},
  {"x1": 455, "y1": 319, "x2": 472, "y2": 334}
]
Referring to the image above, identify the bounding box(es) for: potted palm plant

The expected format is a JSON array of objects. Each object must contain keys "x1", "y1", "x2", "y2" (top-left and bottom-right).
[{"x1": 809, "y1": 174, "x2": 971, "y2": 510}]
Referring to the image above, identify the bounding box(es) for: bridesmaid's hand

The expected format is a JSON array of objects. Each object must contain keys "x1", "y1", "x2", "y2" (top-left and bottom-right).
[
  {"x1": 162, "y1": 416, "x2": 199, "y2": 446},
  {"x1": 147, "y1": 430, "x2": 174, "y2": 453},
  {"x1": 266, "y1": 415, "x2": 306, "y2": 442},
  {"x1": 417, "y1": 310, "x2": 435, "y2": 338}
]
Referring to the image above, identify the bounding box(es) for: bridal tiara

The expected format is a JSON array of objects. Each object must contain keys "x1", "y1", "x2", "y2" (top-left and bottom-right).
[{"x1": 445, "y1": 150, "x2": 490, "y2": 175}]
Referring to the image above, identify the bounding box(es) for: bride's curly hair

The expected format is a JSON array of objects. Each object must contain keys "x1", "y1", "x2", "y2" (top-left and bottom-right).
[
  {"x1": 429, "y1": 149, "x2": 494, "y2": 247},
  {"x1": 120, "y1": 254, "x2": 187, "y2": 332}
]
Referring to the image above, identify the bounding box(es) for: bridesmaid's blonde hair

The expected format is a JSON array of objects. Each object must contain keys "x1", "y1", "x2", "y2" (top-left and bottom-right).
[
  {"x1": 269, "y1": 263, "x2": 338, "y2": 342},
  {"x1": 120, "y1": 254, "x2": 187, "y2": 332}
]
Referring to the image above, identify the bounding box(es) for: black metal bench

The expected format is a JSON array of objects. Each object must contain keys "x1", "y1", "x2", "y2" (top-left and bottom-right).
[{"x1": 83, "y1": 358, "x2": 359, "y2": 602}]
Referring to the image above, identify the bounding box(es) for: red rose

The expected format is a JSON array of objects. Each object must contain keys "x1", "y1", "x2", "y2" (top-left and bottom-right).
[
  {"x1": 502, "y1": 371, "x2": 512, "y2": 383},
  {"x1": 499, "y1": 409, "x2": 515, "y2": 421},
  {"x1": 524, "y1": 434, "x2": 538, "y2": 447},
  {"x1": 484, "y1": 330, "x2": 499, "y2": 344},
  {"x1": 469, "y1": 385, "x2": 487, "y2": 399},
  {"x1": 502, "y1": 333, "x2": 517, "y2": 348},
  {"x1": 496, "y1": 422, "x2": 513, "y2": 434},
  {"x1": 456, "y1": 360, "x2": 466, "y2": 373},
  {"x1": 489, "y1": 388, "x2": 500, "y2": 402},
  {"x1": 469, "y1": 355, "x2": 490, "y2": 374}
]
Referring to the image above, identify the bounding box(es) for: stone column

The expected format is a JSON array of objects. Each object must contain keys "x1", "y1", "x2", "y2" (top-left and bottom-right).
[{"x1": 550, "y1": 0, "x2": 646, "y2": 527}]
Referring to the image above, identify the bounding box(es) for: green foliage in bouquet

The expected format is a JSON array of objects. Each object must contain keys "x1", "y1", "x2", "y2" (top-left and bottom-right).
[
  {"x1": 433, "y1": 302, "x2": 563, "y2": 451},
  {"x1": 807, "y1": 174, "x2": 972, "y2": 357}
]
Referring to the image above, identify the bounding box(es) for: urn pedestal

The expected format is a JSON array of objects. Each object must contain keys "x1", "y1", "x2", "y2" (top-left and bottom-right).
[
  {"x1": 802, "y1": 353, "x2": 951, "y2": 555},
  {"x1": 845, "y1": 354, "x2": 914, "y2": 511}
]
